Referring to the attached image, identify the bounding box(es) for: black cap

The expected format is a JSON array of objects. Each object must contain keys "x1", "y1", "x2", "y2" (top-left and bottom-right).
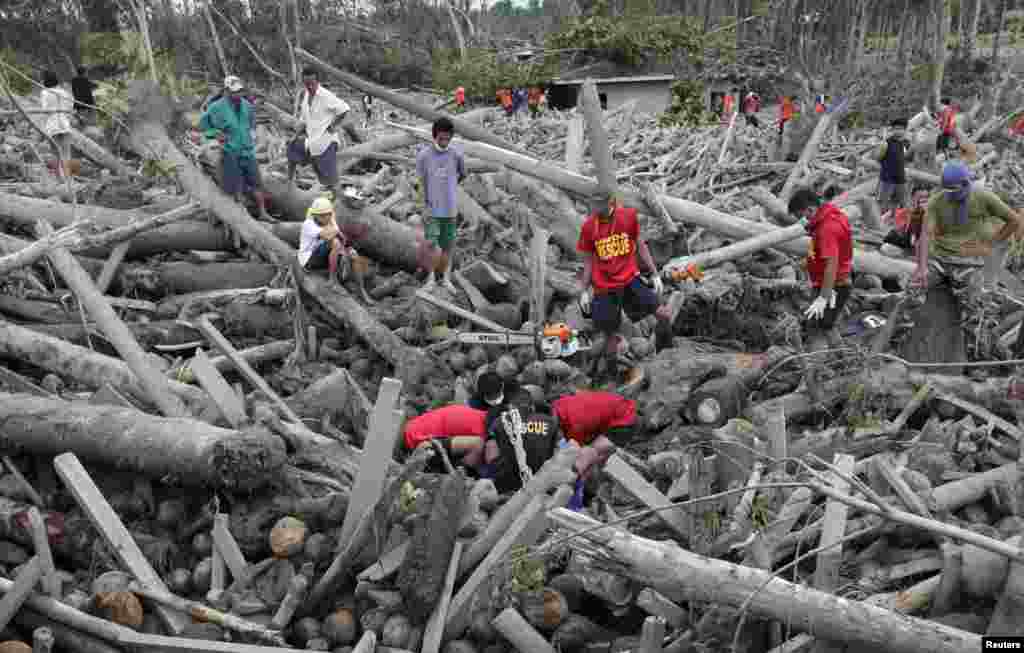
[{"x1": 476, "y1": 372, "x2": 505, "y2": 406}]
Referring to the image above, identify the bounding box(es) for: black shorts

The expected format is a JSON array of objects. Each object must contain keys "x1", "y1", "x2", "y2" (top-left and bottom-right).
[
  {"x1": 304, "y1": 240, "x2": 330, "y2": 270},
  {"x1": 591, "y1": 277, "x2": 659, "y2": 335},
  {"x1": 804, "y1": 284, "x2": 853, "y2": 333},
  {"x1": 936, "y1": 133, "x2": 955, "y2": 153}
]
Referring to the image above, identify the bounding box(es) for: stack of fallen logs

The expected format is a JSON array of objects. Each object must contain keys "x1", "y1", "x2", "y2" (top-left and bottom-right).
[{"x1": 1, "y1": 53, "x2": 1024, "y2": 652}]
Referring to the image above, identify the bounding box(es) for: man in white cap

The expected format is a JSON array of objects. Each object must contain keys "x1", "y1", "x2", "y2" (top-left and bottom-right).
[
  {"x1": 288, "y1": 66, "x2": 351, "y2": 195},
  {"x1": 199, "y1": 75, "x2": 272, "y2": 220}
]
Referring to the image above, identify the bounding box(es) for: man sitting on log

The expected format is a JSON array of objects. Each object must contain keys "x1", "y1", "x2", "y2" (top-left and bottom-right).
[
  {"x1": 416, "y1": 117, "x2": 466, "y2": 292},
  {"x1": 403, "y1": 404, "x2": 489, "y2": 471},
  {"x1": 910, "y1": 161, "x2": 1024, "y2": 359},
  {"x1": 198, "y1": 75, "x2": 272, "y2": 221},
  {"x1": 298, "y1": 196, "x2": 356, "y2": 281},
  {"x1": 577, "y1": 193, "x2": 671, "y2": 387},
  {"x1": 287, "y1": 66, "x2": 351, "y2": 196},
  {"x1": 788, "y1": 189, "x2": 854, "y2": 394}
]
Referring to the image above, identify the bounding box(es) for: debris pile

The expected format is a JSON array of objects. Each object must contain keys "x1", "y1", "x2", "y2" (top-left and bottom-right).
[{"x1": 0, "y1": 53, "x2": 1023, "y2": 653}]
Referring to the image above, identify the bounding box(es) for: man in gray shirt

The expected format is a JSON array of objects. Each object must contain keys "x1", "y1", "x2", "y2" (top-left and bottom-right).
[{"x1": 416, "y1": 117, "x2": 466, "y2": 291}]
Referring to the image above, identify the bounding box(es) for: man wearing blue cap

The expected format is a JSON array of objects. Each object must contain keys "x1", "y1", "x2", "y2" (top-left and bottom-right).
[{"x1": 911, "y1": 160, "x2": 1023, "y2": 357}]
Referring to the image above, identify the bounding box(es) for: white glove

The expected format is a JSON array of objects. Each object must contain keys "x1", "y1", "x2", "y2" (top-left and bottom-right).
[
  {"x1": 804, "y1": 292, "x2": 836, "y2": 320},
  {"x1": 578, "y1": 286, "x2": 592, "y2": 315},
  {"x1": 652, "y1": 274, "x2": 664, "y2": 297}
]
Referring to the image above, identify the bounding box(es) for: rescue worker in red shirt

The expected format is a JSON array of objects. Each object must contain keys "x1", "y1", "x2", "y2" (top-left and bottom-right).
[
  {"x1": 454, "y1": 86, "x2": 466, "y2": 112},
  {"x1": 787, "y1": 189, "x2": 854, "y2": 395},
  {"x1": 527, "y1": 86, "x2": 544, "y2": 119},
  {"x1": 742, "y1": 92, "x2": 761, "y2": 128},
  {"x1": 577, "y1": 193, "x2": 672, "y2": 387},
  {"x1": 552, "y1": 391, "x2": 637, "y2": 480},
  {"x1": 404, "y1": 404, "x2": 489, "y2": 469},
  {"x1": 778, "y1": 96, "x2": 794, "y2": 139}
]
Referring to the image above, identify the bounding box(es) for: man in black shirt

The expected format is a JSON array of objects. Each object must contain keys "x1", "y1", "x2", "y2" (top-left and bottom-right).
[
  {"x1": 71, "y1": 67, "x2": 97, "y2": 125},
  {"x1": 486, "y1": 393, "x2": 560, "y2": 494}
]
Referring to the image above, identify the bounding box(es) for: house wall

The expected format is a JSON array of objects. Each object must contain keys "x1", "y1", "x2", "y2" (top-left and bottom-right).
[
  {"x1": 596, "y1": 81, "x2": 672, "y2": 114},
  {"x1": 548, "y1": 80, "x2": 673, "y2": 114}
]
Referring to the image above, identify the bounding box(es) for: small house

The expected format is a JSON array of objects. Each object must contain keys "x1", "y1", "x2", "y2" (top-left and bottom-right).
[{"x1": 546, "y1": 74, "x2": 676, "y2": 115}]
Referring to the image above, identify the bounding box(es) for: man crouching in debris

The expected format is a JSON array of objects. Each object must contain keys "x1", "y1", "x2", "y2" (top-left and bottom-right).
[
  {"x1": 788, "y1": 189, "x2": 853, "y2": 394},
  {"x1": 403, "y1": 404, "x2": 490, "y2": 471},
  {"x1": 909, "y1": 161, "x2": 1024, "y2": 359},
  {"x1": 577, "y1": 193, "x2": 672, "y2": 387}
]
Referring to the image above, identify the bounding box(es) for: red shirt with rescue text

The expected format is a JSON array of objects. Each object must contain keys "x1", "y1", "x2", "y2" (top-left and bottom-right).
[
  {"x1": 577, "y1": 207, "x2": 641, "y2": 291},
  {"x1": 552, "y1": 391, "x2": 637, "y2": 445},
  {"x1": 403, "y1": 405, "x2": 487, "y2": 450},
  {"x1": 805, "y1": 203, "x2": 853, "y2": 289}
]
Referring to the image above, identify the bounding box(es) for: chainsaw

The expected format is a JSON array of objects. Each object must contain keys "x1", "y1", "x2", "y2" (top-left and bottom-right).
[{"x1": 456, "y1": 322, "x2": 593, "y2": 359}]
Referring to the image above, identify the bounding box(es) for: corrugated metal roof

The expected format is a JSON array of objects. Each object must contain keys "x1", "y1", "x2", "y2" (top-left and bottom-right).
[{"x1": 550, "y1": 74, "x2": 676, "y2": 86}]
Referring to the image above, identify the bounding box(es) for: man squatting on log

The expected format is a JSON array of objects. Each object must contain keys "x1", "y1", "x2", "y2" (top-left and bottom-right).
[
  {"x1": 416, "y1": 117, "x2": 466, "y2": 293},
  {"x1": 297, "y1": 196, "x2": 369, "y2": 296},
  {"x1": 910, "y1": 160, "x2": 1024, "y2": 359},
  {"x1": 787, "y1": 188, "x2": 854, "y2": 394},
  {"x1": 403, "y1": 378, "x2": 639, "y2": 503},
  {"x1": 287, "y1": 66, "x2": 351, "y2": 197},
  {"x1": 197, "y1": 75, "x2": 273, "y2": 221},
  {"x1": 577, "y1": 193, "x2": 671, "y2": 387}
]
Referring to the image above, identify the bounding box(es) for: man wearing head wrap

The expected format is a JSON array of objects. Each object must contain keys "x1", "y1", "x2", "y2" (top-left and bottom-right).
[{"x1": 911, "y1": 160, "x2": 1023, "y2": 358}]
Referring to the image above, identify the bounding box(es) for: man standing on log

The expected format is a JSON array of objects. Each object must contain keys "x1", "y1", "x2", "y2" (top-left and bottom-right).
[
  {"x1": 70, "y1": 66, "x2": 97, "y2": 126},
  {"x1": 788, "y1": 189, "x2": 854, "y2": 381},
  {"x1": 910, "y1": 161, "x2": 1024, "y2": 359},
  {"x1": 287, "y1": 66, "x2": 351, "y2": 196},
  {"x1": 577, "y1": 193, "x2": 671, "y2": 387},
  {"x1": 199, "y1": 75, "x2": 272, "y2": 221},
  {"x1": 416, "y1": 117, "x2": 466, "y2": 292},
  {"x1": 875, "y1": 118, "x2": 910, "y2": 214},
  {"x1": 40, "y1": 71, "x2": 74, "y2": 178}
]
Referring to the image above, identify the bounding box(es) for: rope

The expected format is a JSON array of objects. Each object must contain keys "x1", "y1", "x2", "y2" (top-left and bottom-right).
[{"x1": 500, "y1": 408, "x2": 533, "y2": 487}]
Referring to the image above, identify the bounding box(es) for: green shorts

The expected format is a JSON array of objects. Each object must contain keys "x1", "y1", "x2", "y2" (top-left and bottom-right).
[{"x1": 426, "y1": 215, "x2": 457, "y2": 252}]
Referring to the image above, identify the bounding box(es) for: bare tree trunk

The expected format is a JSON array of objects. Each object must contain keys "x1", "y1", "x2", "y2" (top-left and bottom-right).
[
  {"x1": 991, "y1": 0, "x2": 1007, "y2": 67},
  {"x1": 445, "y1": 1, "x2": 467, "y2": 61},
  {"x1": 702, "y1": 0, "x2": 713, "y2": 33},
  {"x1": 897, "y1": 0, "x2": 912, "y2": 63},
  {"x1": 203, "y1": 1, "x2": 230, "y2": 78},
  {"x1": 855, "y1": 0, "x2": 871, "y2": 64},
  {"x1": 965, "y1": 0, "x2": 983, "y2": 59},
  {"x1": 932, "y1": 0, "x2": 950, "y2": 108},
  {"x1": 846, "y1": 0, "x2": 860, "y2": 68}
]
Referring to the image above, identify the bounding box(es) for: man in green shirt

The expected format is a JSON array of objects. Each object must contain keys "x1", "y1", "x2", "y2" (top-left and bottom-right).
[
  {"x1": 911, "y1": 160, "x2": 1023, "y2": 358},
  {"x1": 199, "y1": 75, "x2": 272, "y2": 221}
]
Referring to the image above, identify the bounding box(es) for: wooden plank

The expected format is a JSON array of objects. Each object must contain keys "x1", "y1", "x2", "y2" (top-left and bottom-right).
[
  {"x1": 189, "y1": 349, "x2": 247, "y2": 428},
  {"x1": 0, "y1": 367, "x2": 54, "y2": 397},
  {"x1": 935, "y1": 392, "x2": 1023, "y2": 440},
  {"x1": 335, "y1": 378, "x2": 404, "y2": 549},
  {"x1": 26, "y1": 507, "x2": 60, "y2": 597},
  {"x1": 415, "y1": 289, "x2": 512, "y2": 333},
  {"x1": 356, "y1": 541, "x2": 409, "y2": 582},
  {"x1": 445, "y1": 492, "x2": 559, "y2": 640},
  {"x1": 117, "y1": 630, "x2": 300, "y2": 653},
  {"x1": 0, "y1": 556, "x2": 42, "y2": 632},
  {"x1": 812, "y1": 454, "x2": 855, "y2": 593},
  {"x1": 604, "y1": 454, "x2": 691, "y2": 539},
  {"x1": 421, "y1": 539, "x2": 464, "y2": 653},
  {"x1": 105, "y1": 296, "x2": 158, "y2": 313},
  {"x1": 2, "y1": 456, "x2": 44, "y2": 507},
  {"x1": 635, "y1": 588, "x2": 688, "y2": 629},
  {"x1": 492, "y1": 607, "x2": 557, "y2": 653},
  {"x1": 53, "y1": 452, "x2": 188, "y2": 635},
  {"x1": 94, "y1": 240, "x2": 131, "y2": 295},
  {"x1": 207, "y1": 540, "x2": 226, "y2": 605},
  {"x1": 89, "y1": 382, "x2": 138, "y2": 409},
  {"x1": 195, "y1": 316, "x2": 302, "y2": 424},
  {"x1": 212, "y1": 513, "x2": 248, "y2": 581}
]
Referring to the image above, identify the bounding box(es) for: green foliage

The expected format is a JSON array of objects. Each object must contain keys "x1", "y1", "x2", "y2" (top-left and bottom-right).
[
  {"x1": 658, "y1": 79, "x2": 716, "y2": 127},
  {"x1": 432, "y1": 48, "x2": 557, "y2": 99},
  {"x1": 0, "y1": 50, "x2": 33, "y2": 96},
  {"x1": 749, "y1": 494, "x2": 771, "y2": 530},
  {"x1": 509, "y1": 544, "x2": 545, "y2": 592},
  {"x1": 79, "y1": 32, "x2": 125, "y2": 67},
  {"x1": 399, "y1": 481, "x2": 423, "y2": 514},
  {"x1": 547, "y1": 6, "x2": 706, "y2": 67},
  {"x1": 141, "y1": 158, "x2": 178, "y2": 181}
]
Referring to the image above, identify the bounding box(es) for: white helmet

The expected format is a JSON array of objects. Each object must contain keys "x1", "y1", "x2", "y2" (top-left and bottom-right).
[{"x1": 307, "y1": 196, "x2": 334, "y2": 218}]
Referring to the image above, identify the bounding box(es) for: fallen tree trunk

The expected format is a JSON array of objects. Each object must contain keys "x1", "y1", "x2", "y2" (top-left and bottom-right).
[
  {"x1": 26, "y1": 319, "x2": 200, "y2": 349},
  {"x1": 780, "y1": 110, "x2": 836, "y2": 200},
  {"x1": 39, "y1": 220, "x2": 190, "y2": 418},
  {"x1": 0, "y1": 191, "x2": 205, "y2": 230},
  {"x1": 119, "y1": 261, "x2": 280, "y2": 296},
  {"x1": 665, "y1": 223, "x2": 807, "y2": 273},
  {"x1": 294, "y1": 48, "x2": 529, "y2": 157},
  {"x1": 0, "y1": 393, "x2": 286, "y2": 490},
  {"x1": 390, "y1": 123, "x2": 916, "y2": 279},
  {"x1": 496, "y1": 168, "x2": 583, "y2": 257},
  {"x1": 0, "y1": 319, "x2": 208, "y2": 410},
  {"x1": 549, "y1": 509, "x2": 979, "y2": 653}
]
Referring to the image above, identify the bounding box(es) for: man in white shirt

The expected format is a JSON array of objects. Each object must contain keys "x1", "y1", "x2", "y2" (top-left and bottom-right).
[{"x1": 287, "y1": 66, "x2": 351, "y2": 194}]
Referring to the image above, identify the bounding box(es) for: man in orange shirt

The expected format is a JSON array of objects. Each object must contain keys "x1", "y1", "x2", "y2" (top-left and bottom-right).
[
  {"x1": 778, "y1": 95, "x2": 794, "y2": 139},
  {"x1": 527, "y1": 86, "x2": 544, "y2": 119}
]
